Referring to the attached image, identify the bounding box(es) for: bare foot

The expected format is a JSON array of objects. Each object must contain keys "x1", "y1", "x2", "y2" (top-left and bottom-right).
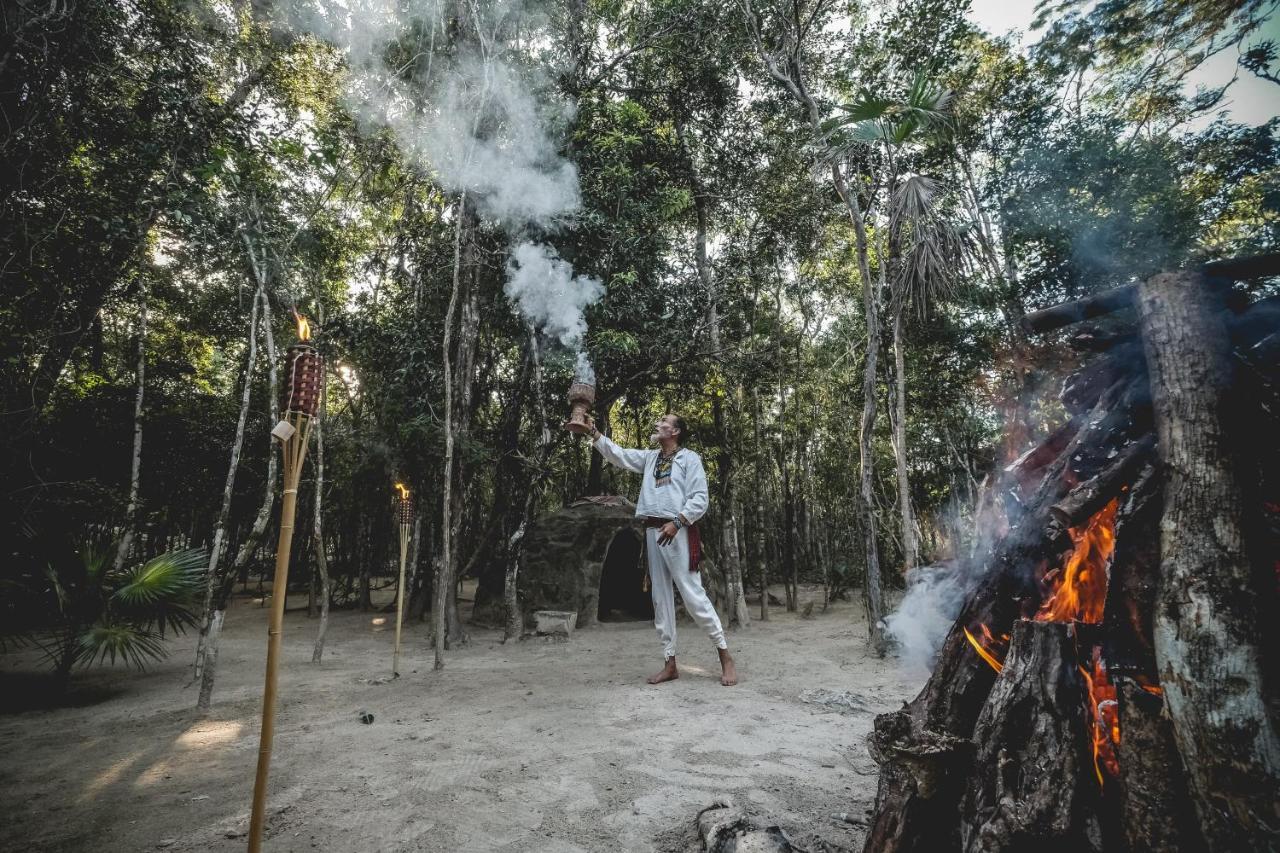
[
  {"x1": 718, "y1": 648, "x2": 738, "y2": 686},
  {"x1": 647, "y1": 657, "x2": 679, "y2": 684}
]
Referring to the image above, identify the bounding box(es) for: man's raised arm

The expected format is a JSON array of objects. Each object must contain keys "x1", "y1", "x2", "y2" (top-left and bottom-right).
[{"x1": 591, "y1": 429, "x2": 649, "y2": 474}]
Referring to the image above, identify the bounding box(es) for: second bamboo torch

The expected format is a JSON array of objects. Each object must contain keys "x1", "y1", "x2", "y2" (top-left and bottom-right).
[{"x1": 393, "y1": 482, "x2": 413, "y2": 678}]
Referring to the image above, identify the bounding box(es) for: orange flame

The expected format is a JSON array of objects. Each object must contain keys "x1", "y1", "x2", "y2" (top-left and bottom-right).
[
  {"x1": 1036, "y1": 499, "x2": 1118, "y2": 624},
  {"x1": 394, "y1": 482, "x2": 409, "y2": 500},
  {"x1": 1080, "y1": 655, "x2": 1120, "y2": 786},
  {"x1": 963, "y1": 624, "x2": 1008, "y2": 673},
  {"x1": 295, "y1": 312, "x2": 312, "y2": 342}
]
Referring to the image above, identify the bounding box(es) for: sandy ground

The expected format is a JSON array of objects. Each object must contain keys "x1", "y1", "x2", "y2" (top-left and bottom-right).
[{"x1": 0, "y1": 583, "x2": 919, "y2": 853}]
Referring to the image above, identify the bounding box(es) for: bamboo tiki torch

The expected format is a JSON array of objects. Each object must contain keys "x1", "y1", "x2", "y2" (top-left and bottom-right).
[
  {"x1": 393, "y1": 482, "x2": 413, "y2": 677},
  {"x1": 248, "y1": 313, "x2": 321, "y2": 853}
]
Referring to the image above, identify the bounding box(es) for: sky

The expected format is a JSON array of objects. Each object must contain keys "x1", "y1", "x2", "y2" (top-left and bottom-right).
[{"x1": 967, "y1": 0, "x2": 1280, "y2": 127}]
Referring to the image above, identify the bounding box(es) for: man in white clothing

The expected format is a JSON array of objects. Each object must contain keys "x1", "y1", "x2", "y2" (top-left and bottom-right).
[{"x1": 585, "y1": 413, "x2": 738, "y2": 686}]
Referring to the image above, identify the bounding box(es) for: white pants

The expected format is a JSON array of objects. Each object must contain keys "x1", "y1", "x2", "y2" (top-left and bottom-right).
[{"x1": 646, "y1": 526, "x2": 727, "y2": 659}]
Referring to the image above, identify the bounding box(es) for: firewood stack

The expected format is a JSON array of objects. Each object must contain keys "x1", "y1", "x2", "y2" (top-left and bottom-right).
[{"x1": 862, "y1": 256, "x2": 1280, "y2": 853}]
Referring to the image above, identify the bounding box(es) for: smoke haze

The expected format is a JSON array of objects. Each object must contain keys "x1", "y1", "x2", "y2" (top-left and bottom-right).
[{"x1": 283, "y1": 0, "x2": 602, "y2": 376}]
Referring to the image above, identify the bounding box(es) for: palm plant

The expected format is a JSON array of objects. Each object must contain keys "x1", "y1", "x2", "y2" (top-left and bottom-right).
[
  {"x1": 41, "y1": 546, "x2": 207, "y2": 686},
  {"x1": 822, "y1": 73, "x2": 966, "y2": 574}
]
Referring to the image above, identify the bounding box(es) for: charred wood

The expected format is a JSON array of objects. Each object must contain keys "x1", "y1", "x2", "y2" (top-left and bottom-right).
[
  {"x1": 1113, "y1": 677, "x2": 1207, "y2": 853},
  {"x1": 1102, "y1": 464, "x2": 1162, "y2": 678},
  {"x1": 1051, "y1": 435, "x2": 1156, "y2": 528},
  {"x1": 1067, "y1": 327, "x2": 1140, "y2": 352},
  {"x1": 959, "y1": 620, "x2": 1104, "y2": 853},
  {"x1": 1022, "y1": 253, "x2": 1280, "y2": 337}
]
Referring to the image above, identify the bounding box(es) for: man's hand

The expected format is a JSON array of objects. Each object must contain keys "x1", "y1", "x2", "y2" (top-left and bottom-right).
[{"x1": 658, "y1": 521, "x2": 679, "y2": 545}]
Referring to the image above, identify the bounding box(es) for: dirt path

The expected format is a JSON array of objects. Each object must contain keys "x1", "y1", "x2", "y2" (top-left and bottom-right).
[{"x1": 0, "y1": 585, "x2": 918, "y2": 852}]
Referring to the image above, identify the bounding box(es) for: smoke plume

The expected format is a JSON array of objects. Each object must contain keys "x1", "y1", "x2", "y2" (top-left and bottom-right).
[
  {"x1": 282, "y1": 0, "x2": 602, "y2": 377},
  {"x1": 505, "y1": 242, "x2": 603, "y2": 382}
]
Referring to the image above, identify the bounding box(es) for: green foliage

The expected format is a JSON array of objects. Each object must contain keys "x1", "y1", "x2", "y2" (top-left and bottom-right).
[{"x1": 33, "y1": 547, "x2": 206, "y2": 677}]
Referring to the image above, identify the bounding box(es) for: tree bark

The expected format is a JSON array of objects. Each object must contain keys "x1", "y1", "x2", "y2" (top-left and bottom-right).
[
  {"x1": 112, "y1": 284, "x2": 147, "y2": 573},
  {"x1": 891, "y1": 309, "x2": 919, "y2": 572},
  {"x1": 436, "y1": 192, "x2": 467, "y2": 669},
  {"x1": 1136, "y1": 269, "x2": 1280, "y2": 846},
  {"x1": 312, "y1": 317, "x2": 331, "y2": 664},
  {"x1": 198, "y1": 279, "x2": 279, "y2": 711},
  {"x1": 194, "y1": 282, "x2": 260, "y2": 678}
]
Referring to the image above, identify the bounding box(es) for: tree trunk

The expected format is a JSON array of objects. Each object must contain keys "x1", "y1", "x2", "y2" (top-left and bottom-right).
[
  {"x1": 838, "y1": 167, "x2": 887, "y2": 654},
  {"x1": 312, "y1": 319, "x2": 331, "y2": 664},
  {"x1": 1135, "y1": 269, "x2": 1280, "y2": 846},
  {"x1": 743, "y1": 19, "x2": 885, "y2": 650},
  {"x1": 194, "y1": 283, "x2": 260, "y2": 678},
  {"x1": 112, "y1": 285, "x2": 147, "y2": 573},
  {"x1": 436, "y1": 192, "x2": 467, "y2": 669},
  {"x1": 752, "y1": 388, "x2": 769, "y2": 621},
  {"x1": 198, "y1": 278, "x2": 279, "y2": 711},
  {"x1": 891, "y1": 309, "x2": 919, "y2": 573}
]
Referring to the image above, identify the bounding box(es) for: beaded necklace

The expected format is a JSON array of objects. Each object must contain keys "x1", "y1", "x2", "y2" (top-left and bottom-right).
[{"x1": 654, "y1": 447, "x2": 679, "y2": 487}]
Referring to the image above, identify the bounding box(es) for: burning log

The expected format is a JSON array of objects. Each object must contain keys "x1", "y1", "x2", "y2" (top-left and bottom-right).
[
  {"x1": 1112, "y1": 677, "x2": 1205, "y2": 852},
  {"x1": 1101, "y1": 465, "x2": 1161, "y2": 680},
  {"x1": 1050, "y1": 435, "x2": 1155, "y2": 528},
  {"x1": 959, "y1": 620, "x2": 1104, "y2": 853},
  {"x1": 863, "y1": 260, "x2": 1280, "y2": 853}
]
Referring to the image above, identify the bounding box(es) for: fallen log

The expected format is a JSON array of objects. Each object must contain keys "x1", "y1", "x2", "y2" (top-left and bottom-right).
[{"x1": 1021, "y1": 285, "x2": 1135, "y2": 336}]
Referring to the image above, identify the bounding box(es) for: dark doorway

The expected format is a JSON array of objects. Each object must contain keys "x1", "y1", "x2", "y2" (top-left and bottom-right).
[{"x1": 597, "y1": 529, "x2": 652, "y2": 622}]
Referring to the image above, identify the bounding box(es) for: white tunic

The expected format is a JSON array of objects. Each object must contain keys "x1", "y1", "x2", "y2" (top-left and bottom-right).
[{"x1": 592, "y1": 435, "x2": 709, "y2": 523}]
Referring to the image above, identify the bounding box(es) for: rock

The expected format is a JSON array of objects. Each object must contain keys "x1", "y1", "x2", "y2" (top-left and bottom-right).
[
  {"x1": 697, "y1": 798, "x2": 807, "y2": 853},
  {"x1": 534, "y1": 610, "x2": 578, "y2": 636}
]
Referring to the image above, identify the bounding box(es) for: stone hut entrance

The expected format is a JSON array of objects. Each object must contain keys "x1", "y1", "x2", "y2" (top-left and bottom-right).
[
  {"x1": 596, "y1": 528, "x2": 652, "y2": 622},
  {"x1": 518, "y1": 495, "x2": 646, "y2": 629}
]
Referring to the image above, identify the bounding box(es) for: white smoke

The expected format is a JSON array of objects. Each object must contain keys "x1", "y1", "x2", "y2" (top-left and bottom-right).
[
  {"x1": 884, "y1": 563, "x2": 980, "y2": 677},
  {"x1": 505, "y1": 241, "x2": 603, "y2": 381},
  {"x1": 282, "y1": 0, "x2": 602, "y2": 376}
]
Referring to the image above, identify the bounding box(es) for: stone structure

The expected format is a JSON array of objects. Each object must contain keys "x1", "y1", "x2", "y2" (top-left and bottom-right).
[{"x1": 518, "y1": 494, "x2": 729, "y2": 630}]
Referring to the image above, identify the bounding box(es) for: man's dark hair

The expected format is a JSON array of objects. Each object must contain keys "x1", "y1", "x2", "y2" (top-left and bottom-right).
[{"x1": 669, "y1": 413, "x2": 689, "y2": 445}]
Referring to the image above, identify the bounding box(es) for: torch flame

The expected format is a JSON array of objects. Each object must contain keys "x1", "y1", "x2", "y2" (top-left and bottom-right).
[
  {"x1": 394, "y1": 482, "x2": 409, "y2": 500},
  {"x1": 1036, "y1": 498, "x2": 1118, "y2": 624},
  {"x1": 295, "y1": 312, "x2": 312, "y2": 342}
]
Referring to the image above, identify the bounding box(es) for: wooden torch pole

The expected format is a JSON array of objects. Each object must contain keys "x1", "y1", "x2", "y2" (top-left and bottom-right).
[
  {"x1": 393, "y1": 518, "x2": 410, "y2": 677},
  {"x1": 249, "y1": 325, "x2": 319, "y2": 853}
]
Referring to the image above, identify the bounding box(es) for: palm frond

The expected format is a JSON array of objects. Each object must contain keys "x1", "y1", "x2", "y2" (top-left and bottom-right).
[
  {"x1": 76, "y1": 624, "x2": 168, "y2": 669},
  {"x1": 112, "y1": 548, "x2": 205, "y2": 607},
  {"x1": 889, "y1": 174, "x2": 973, "y2": 316},
  {"x1": 111, "y1": 548, "x2": 206, "y2": 635},
  {"x1": 835, "y1": 93, "x2": 895, "y2": 122}
]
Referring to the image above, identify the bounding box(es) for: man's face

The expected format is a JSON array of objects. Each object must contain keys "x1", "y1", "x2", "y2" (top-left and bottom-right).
[{"x1": 650, "y1": 415, "x2": 680, "y2": 446}]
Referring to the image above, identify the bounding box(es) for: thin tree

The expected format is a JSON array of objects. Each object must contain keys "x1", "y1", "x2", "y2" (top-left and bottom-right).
[
  {"x1": 194, "y1": 282, "x2": 260, "y2": 678},
  {"x1": 741, "y1": 0, "x2": 886, "y2": 651},
  {"x1": 112, "y1": 283, "x2": 147, "y2": 573}
]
